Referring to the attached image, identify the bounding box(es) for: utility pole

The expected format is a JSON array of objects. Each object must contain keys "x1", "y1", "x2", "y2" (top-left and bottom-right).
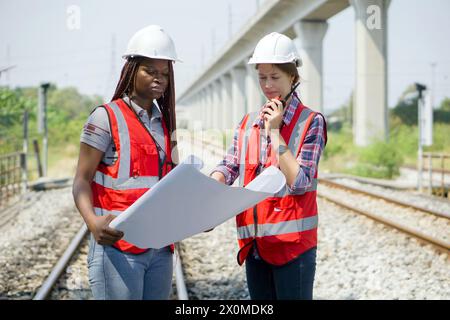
[
  {"x1": 6, "y1": 45, "x2": 11, "y2": 85},
  {"x1": 228, "y1": 2, "x2": 233, "y2": 39},
  {"x1": 415, "y1": 83, "x2": 427, "y2": 193},
  {"x1": 0, "y1": 65, "x2": 16, "y2": 85},
  {"x1": 22, "y1": 111, "x2": 29, "y2": 193},
  {"x1": 430, "y1": 62, "x2": 436, "y2": 109},
  {"x1": 211, "y1": 29, "x2": 216, "y2": 57},
  {"x1": 38, "y1": 82, "x2": 51, "y2": 177},
  {"x1": 201, "y1": 44, "x2": 205, "y2": 68},
  {"x1": 105, "y1": 34, "x2": 116, "y2": 100}
]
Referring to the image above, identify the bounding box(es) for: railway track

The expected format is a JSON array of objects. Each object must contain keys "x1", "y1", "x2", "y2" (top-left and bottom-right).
[
  {"x1": 194, "y1": 139, "x2": 450, "y2": 255},
  {"x1": 402, "y1": 164, "x2": 450, "y2": 175},
  {"x1": 33, "y1": 225, "x2": 88, "y2": 300},
  {"x1": 32, "y1": 227, "x2": 189, "y2": 300},
  {"x1": 318, "y1": 178, "x2": 450, "y2": 220},
  {"x1": 0, "y1": 193, "x2": 40, "y2": 230},
  {"x1": 318, "y1": 178, "x2": 450, "y2": 254},
  {"x1": 4, "y1": 139, "x2": 448, "y2": 300},
  {"x1": 0, "y1": 179, "x2": 71, "y2": 230},
  {"x1": 0, "y1": 201, "x2": 21, "y2": 230}
]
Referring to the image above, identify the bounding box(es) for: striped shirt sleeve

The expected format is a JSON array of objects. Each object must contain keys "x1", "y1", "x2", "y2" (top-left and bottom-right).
[{"x1": 287, "y1": 113, "x2": 326, "y2": 194}]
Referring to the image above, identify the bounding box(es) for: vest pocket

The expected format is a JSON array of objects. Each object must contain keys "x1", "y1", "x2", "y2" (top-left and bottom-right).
[
  {"x1": 135, "y1": 143, "x2": 159, "y2": 176},
  {"x1": 277, "y1": 196, "x2": 295, "y2": 209},
  {"x1": 268, "y1": 197, "x2": 298, "y2": 221}
]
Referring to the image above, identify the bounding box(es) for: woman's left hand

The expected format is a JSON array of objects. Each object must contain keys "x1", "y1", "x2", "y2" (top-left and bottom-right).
[{"x1": 262, "y1": 99, "x2": 284, "y2": 131}]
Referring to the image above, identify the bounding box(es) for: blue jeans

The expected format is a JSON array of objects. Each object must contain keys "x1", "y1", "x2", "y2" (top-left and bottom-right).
[
  {"x1": 245, "y1": 246, "x2": 317, "y2": 300},
  {"x1": 87, "y1": 235, "x2": 173, "y2": 300}
]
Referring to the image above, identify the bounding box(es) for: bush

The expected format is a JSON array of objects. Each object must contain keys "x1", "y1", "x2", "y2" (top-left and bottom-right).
[
  {"x1": 351, "y1": 140, "x2": 404, "y2": 179},
  {"x1": 322, "y1": 123, "x2": 353, "y2": 160}
]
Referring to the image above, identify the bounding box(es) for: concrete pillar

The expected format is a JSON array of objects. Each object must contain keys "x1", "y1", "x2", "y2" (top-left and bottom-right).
[
  {"x1": 206, "y1": 85, "x2": 213, "y2": 129},
  {"x1": 211, "y1": 80, "x2": 222, "y2": 130},
  {"x1": 245, "y1": 64, "x2": 267, "y2": 112},
  {"x1": 219, "y1": 74, "x2": 232, "y2": 130},
  {"x1": 230, "y1": 66, "x2": 247, "y2": 125},
  {"x1": 191, "y1": 97, "x2": 197, "y2": 131},
  {"x1": 187, "y1": 97, "x2": 193, "y2": 130},
  {"x1": 200, "y1": 90, "x2": 206, "y2": 129},
  {"x1": 293, "y1": 20, "x2": 328, "y2": 113},
  {"x1": 200, "y1": 89, "x2": 207, "y2": 129},
  {"x1": 195, "y1": 92, "x2": 202, "y2": 130},
  {"x1": 350, "y1": 0, "x2": 390, "y2": 146},
  {"x1": 245, "y1": 62, "x2": 263, "y2": 113},
  {"x1": 195, "y1": 92, "x2": 201, "y2": 129}
]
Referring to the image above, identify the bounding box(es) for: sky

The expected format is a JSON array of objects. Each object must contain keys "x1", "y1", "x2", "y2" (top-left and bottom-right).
[{"x1": 1, "y1": 0, "x2": 449, "y2": 115}]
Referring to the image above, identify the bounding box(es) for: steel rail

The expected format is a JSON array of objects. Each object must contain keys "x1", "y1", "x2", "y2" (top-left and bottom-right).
[
  {"x1": 319, "y1": 178, "x2": 450, "y2": 220},
  {"x1": 33, "y1": 224, "x2": 88, "y2": 300},
  {"x1": 197, "y1": 139, "x2": 450, "y2": 255}
]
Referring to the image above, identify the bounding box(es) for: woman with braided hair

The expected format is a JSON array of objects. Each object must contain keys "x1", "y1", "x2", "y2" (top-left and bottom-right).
[{"x1": 72, "y1": 25, "x2": 180, "y2": 300}]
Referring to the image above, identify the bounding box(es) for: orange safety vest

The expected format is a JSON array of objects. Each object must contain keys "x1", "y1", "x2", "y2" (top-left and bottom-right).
[
  {"x1": 236, "y1": 102, "x2": 327, "y2": 266},
  {"x1": 90, "y1": 98, "x2": 175, "y2": 254}
]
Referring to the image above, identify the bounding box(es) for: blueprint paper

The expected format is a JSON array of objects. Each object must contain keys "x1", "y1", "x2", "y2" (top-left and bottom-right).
[{"x1": 109, "y1": 155, "x2": 286, "y2": 249}]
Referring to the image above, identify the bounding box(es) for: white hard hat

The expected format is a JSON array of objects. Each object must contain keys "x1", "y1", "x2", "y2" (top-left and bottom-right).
[
  {"x1": 248, "y1": 32, "x2": 302, "y2": 67},
  {"x1": 123, "y1": 25, "x2": 182, "y2": 62}
]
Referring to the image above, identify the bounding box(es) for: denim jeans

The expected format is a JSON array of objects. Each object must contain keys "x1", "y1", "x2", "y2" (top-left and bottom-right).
[
  {"x1": 87, "y1": 234, "x2": 173, "y2": 300},
  {"x1": 245, "y1": 246, "x2": 317, "y2": 300}
]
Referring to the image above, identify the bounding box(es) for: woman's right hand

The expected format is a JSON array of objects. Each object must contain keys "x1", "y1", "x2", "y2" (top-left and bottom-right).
[{"x1": 90, "y1": 214, "x2": 124, "y2": 246}]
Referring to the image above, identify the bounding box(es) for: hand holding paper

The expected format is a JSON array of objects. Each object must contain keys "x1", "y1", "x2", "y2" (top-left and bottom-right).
[{"x1": 109, "y1": 155, "x2": 286, "y2": 249}]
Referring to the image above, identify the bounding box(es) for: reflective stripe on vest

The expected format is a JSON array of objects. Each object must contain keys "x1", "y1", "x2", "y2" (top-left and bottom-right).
[
  {"x1": 94, "y1": 207, "x2": 122, "y2": 216},
  {"x1": 237, "y1": 215, "x2": 318, "y2": 240},
  {"x1": 108, "y1": 101, "x2": 131, "y2": 181},
  {"x1": 93, "y1": 171, "x2": 159, "y2": 190},
  {"x1": 287, "y1": 108, "x2": 315, "y2": 158}
]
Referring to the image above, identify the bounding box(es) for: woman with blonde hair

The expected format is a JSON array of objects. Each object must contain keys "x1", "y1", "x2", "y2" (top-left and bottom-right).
[{"x1": 211, "y1": 32, "x2": 327, "y2": 300}]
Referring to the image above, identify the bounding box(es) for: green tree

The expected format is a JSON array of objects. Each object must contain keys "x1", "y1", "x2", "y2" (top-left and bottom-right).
[
  {"x1": 0, "y1": 87, "x2": 35, "y2": 127},
  {"x1": 390, "y1": 84, "x2": 418, "y2": 126},
  {"x1": 439, "y1": 97, "x2": 450, "y2": 111},
  {"x1": 1, "y1": 84, "x2": 103, "y2": 152}
]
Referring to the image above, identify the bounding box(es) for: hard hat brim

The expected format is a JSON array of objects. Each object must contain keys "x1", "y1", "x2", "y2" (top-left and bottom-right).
[
  {"x1": 248, "y1": 57, "x2": 299, "y2": 66},
  {"x1": 122, "y1": 53, "x2": 183, "y2": 63}
]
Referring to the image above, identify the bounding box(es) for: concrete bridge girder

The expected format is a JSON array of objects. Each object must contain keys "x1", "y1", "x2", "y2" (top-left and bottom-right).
[{"x1": 178, "y1": 0, "x2": 390, "y2": 146}]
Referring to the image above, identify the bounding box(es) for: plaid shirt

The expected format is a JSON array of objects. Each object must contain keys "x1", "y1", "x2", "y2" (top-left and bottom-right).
[{"x1": 211, "y1": 92, "x2": 326, "y2": 194}]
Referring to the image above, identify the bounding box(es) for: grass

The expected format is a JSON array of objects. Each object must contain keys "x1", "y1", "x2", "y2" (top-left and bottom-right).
[
  {"x1": 47, "y1": 143, "x2": 79, "y2": 179},
  {"x1": 25, "y1": 142, "x2": 79, "y2": 181},
  {"x1": 321, "y1": 122, "x2": 450, "y2": 178}
]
